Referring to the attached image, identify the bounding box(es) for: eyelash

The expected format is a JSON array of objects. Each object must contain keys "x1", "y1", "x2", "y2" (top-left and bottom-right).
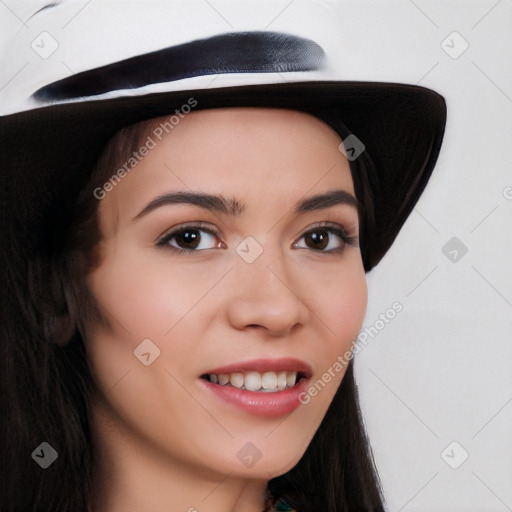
[
  {"x1": 303, "y1": 223, "x2": 358, "y2": 250},
  {"x1": 156, "y1": 222, "x2": 220, "y2": 254},
  {"x1": 156, "y1": 221, "x2": 358, "y2": 254}
]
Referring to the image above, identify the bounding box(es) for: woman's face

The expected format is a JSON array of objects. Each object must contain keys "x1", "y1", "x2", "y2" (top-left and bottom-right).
[{"x1": 85, "y1": 107, "x2": 367, "y2": 483}]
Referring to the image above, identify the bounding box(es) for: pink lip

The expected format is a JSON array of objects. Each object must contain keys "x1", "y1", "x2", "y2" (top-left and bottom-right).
[
  {"x1": 200, "y1": 358, "x2": 312, "y2": 417},
  {"x1": 203, "y1": 357, "x2": 312, "y2": 377}
]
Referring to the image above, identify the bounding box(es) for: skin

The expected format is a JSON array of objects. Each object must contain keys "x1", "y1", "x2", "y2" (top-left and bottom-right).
[{"x1": 85, "y1": 108, "x2": 368, "y2": 512}]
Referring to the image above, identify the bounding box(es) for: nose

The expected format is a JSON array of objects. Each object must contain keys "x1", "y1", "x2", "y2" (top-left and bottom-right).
[{"x1": 225, "y1": 250, "x2": 311, "y2": 337}]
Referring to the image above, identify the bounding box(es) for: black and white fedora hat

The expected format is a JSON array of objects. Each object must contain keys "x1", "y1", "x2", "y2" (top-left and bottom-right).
[{"x1": 0, "y1": 0, "x2": 446, "y2": 271}]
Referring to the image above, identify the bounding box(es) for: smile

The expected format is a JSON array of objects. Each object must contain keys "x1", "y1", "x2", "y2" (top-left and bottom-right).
[
  {"x1": 203, "y1": 370, "x2": 304, "y2": 392},
  {"x1": 200, "y1": 358, "x2": 312, "y2": 417}
]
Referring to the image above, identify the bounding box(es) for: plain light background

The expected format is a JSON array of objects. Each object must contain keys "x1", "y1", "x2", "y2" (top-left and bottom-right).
[
  {"x1": 332, "y1": 2, "x2": 512, "y2": 511},
  {"x1": 1, "y1": 1, "x2": 511, "y2": 511}
]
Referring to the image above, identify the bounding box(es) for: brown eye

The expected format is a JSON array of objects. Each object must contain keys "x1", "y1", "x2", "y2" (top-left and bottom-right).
[
  {"x1": 174, "y1": 229, "x2": 201, "y2": 249},
  {"x1": 294, "y1": 225, "x2": 356, "y2": 252},
  {"x1": 157, "y1": 225, "x2": 222, "y2": 252},
  {"x1": 304, "y1": 230, "x2": 330, "y2": 250}
]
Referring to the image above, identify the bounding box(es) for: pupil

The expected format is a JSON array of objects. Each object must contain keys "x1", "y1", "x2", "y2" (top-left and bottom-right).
[
  {"x1": 306, "y1": 230, "x2": 328, "y2": 250},
  {"x1": 177, "y1": 230, "x2": 200, "y2": 248}
]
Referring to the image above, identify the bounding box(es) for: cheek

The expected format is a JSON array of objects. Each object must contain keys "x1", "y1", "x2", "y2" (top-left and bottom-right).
[
  {"x1": 86, "y1": 249, "x2": 225, "y2": 339},
  {"x1": 316, "y1": 259, "x2": 368, "y2": 353}
]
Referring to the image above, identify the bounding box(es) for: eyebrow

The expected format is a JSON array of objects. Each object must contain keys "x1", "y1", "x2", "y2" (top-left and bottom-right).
[
  {"x1": 294, "y1": 189, "x2": 359, "y2": 213},
  {"x1": 133, "y1": 192, "x2": 246, "y2": 220},
  {"x1": 133, "y1": 189, "x2": 358, "y2": 221}
]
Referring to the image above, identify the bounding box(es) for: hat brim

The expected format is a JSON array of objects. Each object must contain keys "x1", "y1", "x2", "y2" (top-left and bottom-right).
[{"x1": 1, "y1": 80, "x2": 446, "y2": 271}]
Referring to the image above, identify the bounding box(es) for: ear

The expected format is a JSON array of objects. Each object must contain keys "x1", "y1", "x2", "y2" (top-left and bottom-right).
[
  {"x1": 45, "y1": 259, "x2": 79, "y2": 347},
  {"x1": 45, "y1": 312, "x2": 76, "y2": 346}
]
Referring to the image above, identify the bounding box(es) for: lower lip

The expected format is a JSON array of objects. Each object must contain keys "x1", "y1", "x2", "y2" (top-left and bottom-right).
[{"x1": 200, "y1": 378, "x2": 309, "y2": 417}]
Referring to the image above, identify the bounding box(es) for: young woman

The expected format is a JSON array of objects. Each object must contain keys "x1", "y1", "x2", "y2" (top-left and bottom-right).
[{"x1": 0, "y1": 2, "x2": 446, "y2": 511}]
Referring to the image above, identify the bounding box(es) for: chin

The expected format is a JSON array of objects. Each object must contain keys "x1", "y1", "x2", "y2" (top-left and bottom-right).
[{"x1": 209, "y1": 436, "x2": 311, "y2": 481}]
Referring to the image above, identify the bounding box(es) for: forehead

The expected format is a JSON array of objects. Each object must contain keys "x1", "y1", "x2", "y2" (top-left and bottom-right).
[{"x1": 98, "y1": 107, "x2": 354, "y2": 228}]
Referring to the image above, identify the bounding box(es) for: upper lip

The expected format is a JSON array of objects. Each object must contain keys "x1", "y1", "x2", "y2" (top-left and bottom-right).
[{"x1": 202, "y1": 358, "x2": 313, "y2": 378}]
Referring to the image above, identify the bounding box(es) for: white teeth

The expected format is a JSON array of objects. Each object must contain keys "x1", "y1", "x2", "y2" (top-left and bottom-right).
[
  {"x1": 208, "y1": 370, "x2": 301, "y2": 392},
  {"x1": 230, "y1": 372, "x2": 244, "y2": 389},
  {"x1": 262, "y1": 371, "x2": 278, "y2": 389},
  {"x1": 245, "y1": 371, "x2": 262, "y2": 391},
  {"x1": 286, "y1": 372, "x2": 297, "y2": 388},
  {"x1": 277, "y1": 371, "x2": 287, "y2": 391}
]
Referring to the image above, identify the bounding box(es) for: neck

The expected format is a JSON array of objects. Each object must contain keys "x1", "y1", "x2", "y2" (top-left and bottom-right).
[{"x1": 89, "y1": 393, "x2": 269, "y2": 512}]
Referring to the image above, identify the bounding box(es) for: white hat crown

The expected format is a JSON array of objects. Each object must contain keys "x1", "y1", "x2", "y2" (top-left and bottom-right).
[{"x1": 1, "y1": 0, "x2": 346, "y2": 115}]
